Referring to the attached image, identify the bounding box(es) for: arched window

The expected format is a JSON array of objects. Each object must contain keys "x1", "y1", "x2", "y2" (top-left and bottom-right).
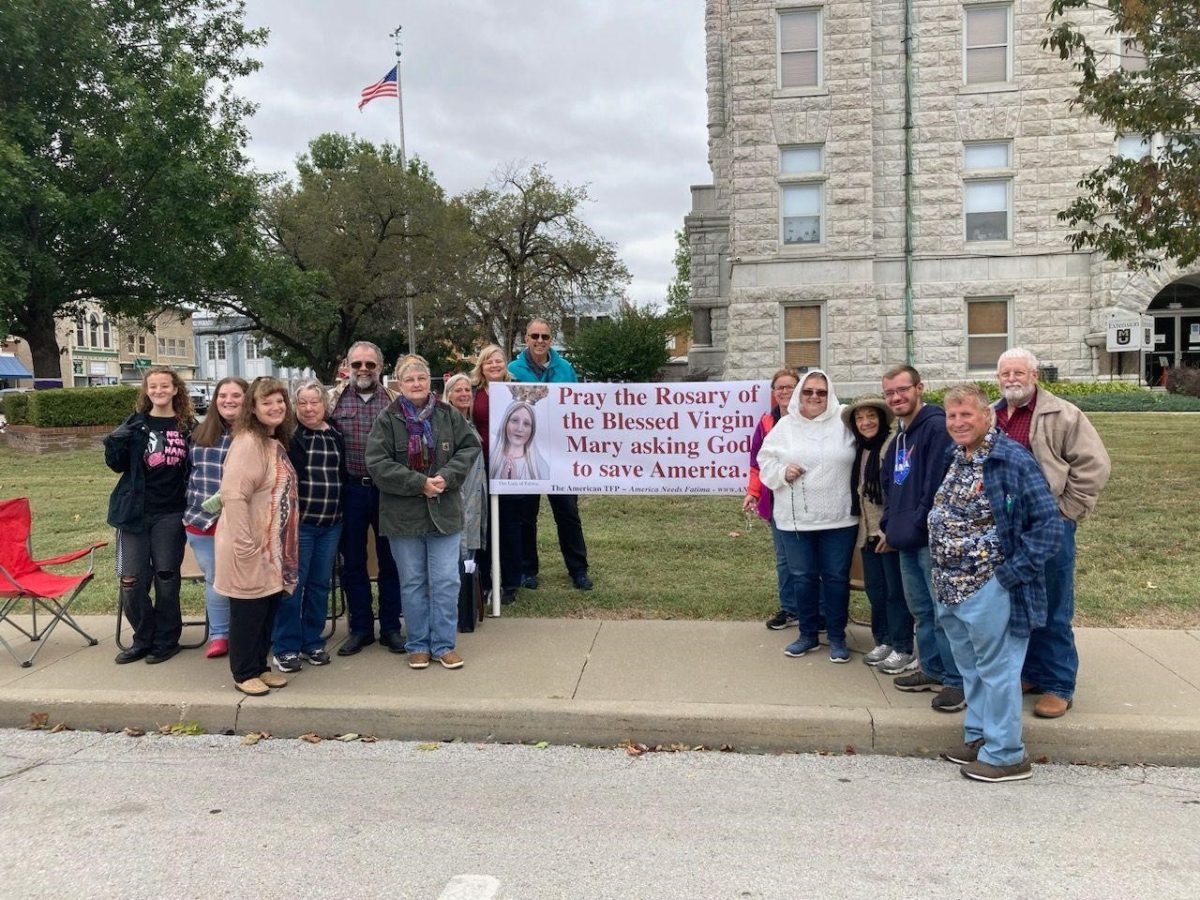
[
  {"x1": 88, "y1": 315, "x2": 99, "y2": 347},
  {"x1": 101, "y1": 318, "x2": 112, "y2": 349},
  {"x1": 75, "y1": 314, "x2": 85, "y2": 347}
]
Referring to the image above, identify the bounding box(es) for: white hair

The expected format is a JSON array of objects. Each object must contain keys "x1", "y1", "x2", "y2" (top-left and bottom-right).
[{"x1": 997, "y1": 347, "x2": 1039, "y2": 372}]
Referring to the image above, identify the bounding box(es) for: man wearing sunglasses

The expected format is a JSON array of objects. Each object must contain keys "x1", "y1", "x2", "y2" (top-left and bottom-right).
[
  {"x1": 508, "y1": 318, "x2": 593, "y2": 591},
  {"x1": 879, "y1": 364, "x2": 964, "y2": 713},
  {"x1": 329, "y1": 341, "x2": 404, "y2": 655}
]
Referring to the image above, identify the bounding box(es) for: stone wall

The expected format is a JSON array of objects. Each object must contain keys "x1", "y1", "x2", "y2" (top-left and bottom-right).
[{"x1": 4, "y1": 425, "x2": 110, "y2": 454}]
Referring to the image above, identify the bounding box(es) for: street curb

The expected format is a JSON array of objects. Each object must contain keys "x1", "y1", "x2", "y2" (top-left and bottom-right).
[{"x1": 3, "y1": 691, "x2": 1198, "y2": 766}]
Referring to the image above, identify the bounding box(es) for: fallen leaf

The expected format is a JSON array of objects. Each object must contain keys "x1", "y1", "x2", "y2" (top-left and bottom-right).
[
  {"x1": 337, "y1": 732, "x2": 360, "y2": 743},
  {"x1": 359, "y1": 735, "x2": 378, "y2": 743},
  {"x1": 719, "y1": 744, "x2": 735, "y2": 753},
  {"x1": 534, "y1": 740, "x2": 550, "y2": 749},
  {"x1": 416, "y1": 742, "x2": 440, "y2": 752},
  {"x1": 48, "y1": 722, "x2": 71, "y2": 734},
  {"x1": 844, "y1": 745, "x2": 856, "y2": 755},
  {"x1": 242, "y1": 732, "x2": 261, "y2": 746},
  {"x1": 728, "y1": 531, "x2": 742, "y2": 538},
  {"x1": 23, "y1": 713, "x2": 49, "y2": 731},
  {"x1": 72, "y1": 514, "x2": 81, "y2": 522},
  {"x1": 122, "y1": 726, "x2": 146, "y2": 737},
  {"x1": 298, "y1": 732, "x2": 322, "y2": 744}
]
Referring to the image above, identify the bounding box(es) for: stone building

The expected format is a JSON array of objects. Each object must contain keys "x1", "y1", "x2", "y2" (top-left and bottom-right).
[
  {"x1": 687, "y1": 0, "x2": 1200, "y2": 391},
  {"x1": 191, "y1": 312, "x2": 314, "y2": 393}
]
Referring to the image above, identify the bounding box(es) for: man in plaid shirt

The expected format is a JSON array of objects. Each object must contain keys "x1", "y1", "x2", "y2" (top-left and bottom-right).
[
  {"x1": 329, "y1": 341, "x2": 402, "y2": 656},
  {"x1": 930, "y1": 384, "x2": 1062, "y2": 783}
]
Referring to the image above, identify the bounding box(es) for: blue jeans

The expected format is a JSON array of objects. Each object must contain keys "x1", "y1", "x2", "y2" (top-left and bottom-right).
[
  {"x1": 861, "y1": 538, "x2": 913, "y2": 653},
  {"x1": 186, "y1": 531, "x2": 228, "y2": 640},
  {"x1": 273, "y1": 521, "x2": 342, "y2": 656},
  {"x1": 770, "y1": 522, "x2": 801, "y2": 617},
  {"x1": 341, "y1": 482, "x2": 402, "y2": 636},
  {"x1": 389, "y1": 532, "x2": 461, "y2": 657},
  {"x1": 899, "y1": 547, "x2": 962, "y2": 687},
  {"x1": 937, "y1": 577, "x2": 1029, "y2": 766},
  {"x1": 778, "y1": 525, "x2": 857, "y2": 643},
  {"x1": 1022, "y1": 517, "x2": 1078, "y2": 700}
]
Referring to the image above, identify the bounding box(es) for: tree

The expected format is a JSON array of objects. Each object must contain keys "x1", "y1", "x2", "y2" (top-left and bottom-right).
[
  {"x1": 203, "y1": 134, "x2": 467, "y2": 382},
  {"x1": 664, "y1": 228, "x2": 691, "y2": 328},
  {"x1": 0, "y1": 0, "x2": 265, "y2": 378},
  {"x1": 454, "y1": 164, "x2": 630, "y2": 354},
  {"x1": 1045, "y1": 1, "x2": 1200, "y2": 269},
  {"x1": 562, "y1": 304, "x2": 670, "y2": 382}
]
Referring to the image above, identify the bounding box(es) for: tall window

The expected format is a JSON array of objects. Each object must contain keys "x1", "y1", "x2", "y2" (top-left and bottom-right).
[
  {"x1": 157, "y1": 337, "x2": 167, "y2": 356},
  {"x1": 963, "y1": 141, "x2": 1012, "y2": 242},
  {"x1": 964, "y1": 4, "x2": 1011, "y2": 84},
  {"x1": 207, "y1": 340, "x2": 217, "y2": 361},
  {"x1": 782, "y1": 304, "x2": 823, "y2": 370},
  {"x1": 1120, "y1": 35, "x2": 1147, "y2": 71},
  {"x1": 138, "y1": 335, "x2": 146, "y2": 354},
  {"x1": 780, "y1": 145, "x2": 824, "y2": 246},
  {"x1": 216, "y1": 339, "x2": 227, "y2": 361},
  {"x1": 126, "y1": 334, "x2": 136, "y2": 353},
  {"x1": 75, "y1": 315, "x2": 86, "y2": 347},
  {"x1": 89, "y1": 315, "x2": 100, "y2": 347},
  {"x1": 966, "y1": 298, "x2": 1011, "y2": 370},
  {"x1": 245, "y1": 338, "x2": 260, "y2": 360},
  {"x1": 101, "y1": 319, "x2": 111, "y2": 349},
  {"x1": 778, "y1": 8, "x2": 821, "y2": 89}
]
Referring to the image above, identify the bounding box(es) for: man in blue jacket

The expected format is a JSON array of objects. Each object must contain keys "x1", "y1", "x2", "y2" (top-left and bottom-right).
[
  {"x1": 508, "y1": 318, "x2": 593, "y2": 590},
  {"x1": 879, "y1": 365, "x2": 964, "y2": 712}
]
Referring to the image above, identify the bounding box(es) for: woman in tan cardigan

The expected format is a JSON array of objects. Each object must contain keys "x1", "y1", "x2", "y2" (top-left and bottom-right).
[{"x1": 214, "y1": 377, "x2": 299, "y2": 696}]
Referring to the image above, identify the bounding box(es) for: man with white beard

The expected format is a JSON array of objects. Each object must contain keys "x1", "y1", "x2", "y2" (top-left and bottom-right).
[{"x1": 993, "y1": 348, "x2": 1111, "y2": 718}]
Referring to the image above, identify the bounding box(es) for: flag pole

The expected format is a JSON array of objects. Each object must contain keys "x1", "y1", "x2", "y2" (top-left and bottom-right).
[{"x1": 390, "y1": 25, "x2": 416, "y2": 355}]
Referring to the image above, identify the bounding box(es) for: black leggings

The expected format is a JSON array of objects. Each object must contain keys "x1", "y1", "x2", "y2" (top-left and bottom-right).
[{"x1": 228, "y1": 593, "x2": 283, "y2": 683}]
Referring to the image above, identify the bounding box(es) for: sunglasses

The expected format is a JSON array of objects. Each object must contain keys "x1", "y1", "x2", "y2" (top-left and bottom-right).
[
  {"x1": 527, "y1": 333, "x2": 552, "y2": 341},
  {"x1": 801, "y1": 389, "x2": 828, "y2": 398},
  {"x1": 349, "y1": 361, "x2": 378, "y2": 370}
]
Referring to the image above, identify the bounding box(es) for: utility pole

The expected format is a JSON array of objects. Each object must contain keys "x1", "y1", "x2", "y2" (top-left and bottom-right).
[{"x1": 391, "y1": 24, "x2": 416, "y2": 355}]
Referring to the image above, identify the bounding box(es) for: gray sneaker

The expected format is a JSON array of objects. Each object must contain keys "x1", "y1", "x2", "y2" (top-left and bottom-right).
[
  {"x1": 863, "y1": 644, "x2": 893, "y2": 666},
  {"x1": 893, "y1": 670, "x2": 942, "y2": 692},
  {"x1": 879, "y1": 651, "x2": 919, "y2": 675},
  {"x1": 940, "y1": 738, "x2": 985, "y2": 765},
  {"x1": 932, "y1": 686, "x2": 968, "y2": 713},
  {"x1": 960, "y1": 757, "x2": 1033, "y2": 783}
]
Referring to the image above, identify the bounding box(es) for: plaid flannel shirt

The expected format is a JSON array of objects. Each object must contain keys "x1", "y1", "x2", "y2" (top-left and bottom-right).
[{"x1": 183, "y1": 432, "x2": 232, "y2": 531}]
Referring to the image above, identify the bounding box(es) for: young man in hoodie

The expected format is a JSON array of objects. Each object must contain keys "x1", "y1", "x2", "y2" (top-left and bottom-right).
[
  {"x1": 879, "y1": 365, "x2": 965, "y2": 712},
  {"x1": 508, "y1": 318, "x2": 593, "y2": 591}
]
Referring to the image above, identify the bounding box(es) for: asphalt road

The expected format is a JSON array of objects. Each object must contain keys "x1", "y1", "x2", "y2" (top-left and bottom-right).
[{"x1": 1, "y1": 729, "x2": 1198, "y2": 899}]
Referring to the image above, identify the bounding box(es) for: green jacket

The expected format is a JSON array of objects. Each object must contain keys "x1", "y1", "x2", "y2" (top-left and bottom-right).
[{"x1": 365, "y1": 399, "x2": 481, "y2": 537}]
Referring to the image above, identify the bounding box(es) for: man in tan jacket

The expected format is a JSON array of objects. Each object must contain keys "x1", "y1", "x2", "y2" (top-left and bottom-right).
[{"x1": 994, "y1": 348, "x2": 1111, "y2": 718}]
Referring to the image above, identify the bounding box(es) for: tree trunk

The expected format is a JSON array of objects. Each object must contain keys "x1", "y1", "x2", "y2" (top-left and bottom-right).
[{"x1": 16, "y1": 299, "x2": 66, "y2": 382}]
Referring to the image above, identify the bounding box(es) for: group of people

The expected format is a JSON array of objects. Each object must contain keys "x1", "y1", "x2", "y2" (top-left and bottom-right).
[
  {"x1": 102, "y1": 318, "x2": 596, "y2": 696},
  {"x1": 744, "y1": 350, "x2": 1110, "y2": 782}
]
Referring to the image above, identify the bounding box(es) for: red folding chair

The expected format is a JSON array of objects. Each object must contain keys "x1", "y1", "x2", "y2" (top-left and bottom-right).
[{"x1": 0, "y1": 498, "x2": 106, "y2": 667}]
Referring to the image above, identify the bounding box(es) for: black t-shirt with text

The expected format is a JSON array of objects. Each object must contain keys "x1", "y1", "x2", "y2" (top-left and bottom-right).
[{"x1": 141, "y1": 415, "x2": 189, "y2": 516}]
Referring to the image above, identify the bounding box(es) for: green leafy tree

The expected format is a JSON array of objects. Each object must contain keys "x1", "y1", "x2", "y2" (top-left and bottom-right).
[
  {"x1": 204, "y1": 134, "x2": 468, "y2": 382},
  {"x1": 0, "y1": 0, "x2": 265, "y2": 378},
  {"x1": 1045, "y1": 1, "x2": 1200, "y2": 269},
  {"x1": 454, "y1": 164, "x2": 630, "y2": 354},
  {"x1": 664, "y1": 228, "x2": 691, "y2": 328},
  {"x1": 563, "y1": 304, "x2": 670, "y2": 383}
]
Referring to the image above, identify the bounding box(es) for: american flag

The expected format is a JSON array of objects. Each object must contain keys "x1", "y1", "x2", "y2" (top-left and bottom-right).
[{"x1": 358, "y1": 66, "x2": 398, "y2": 111}]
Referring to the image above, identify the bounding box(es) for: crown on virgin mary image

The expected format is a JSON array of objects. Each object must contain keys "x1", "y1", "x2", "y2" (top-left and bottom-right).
[{"x1": 507, "y1": 384, "x2": 549, "y2": 405}]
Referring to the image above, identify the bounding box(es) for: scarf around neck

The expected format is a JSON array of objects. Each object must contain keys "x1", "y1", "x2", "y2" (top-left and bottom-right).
[{"x1": 399, "y1": 393, "x2": 438, "y2": 472}]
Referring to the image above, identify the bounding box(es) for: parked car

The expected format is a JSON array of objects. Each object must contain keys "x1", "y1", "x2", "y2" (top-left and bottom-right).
[{"x1": 189, "y1": 392, "x2": 209, "y2": 416}]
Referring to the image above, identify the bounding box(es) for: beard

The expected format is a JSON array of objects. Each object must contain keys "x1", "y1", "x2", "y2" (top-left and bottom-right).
[
  {"x1": 1002, "y1": 383, "x2": 1034, "y2": 406},
  {"x1": 353, "y1": 371, "x2": 379, "y2": 392}
]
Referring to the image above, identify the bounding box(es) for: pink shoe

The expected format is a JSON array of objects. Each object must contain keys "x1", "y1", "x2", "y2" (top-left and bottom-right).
[{"x1": 205, "y1": 638, "x2": 229, "y2": 659}]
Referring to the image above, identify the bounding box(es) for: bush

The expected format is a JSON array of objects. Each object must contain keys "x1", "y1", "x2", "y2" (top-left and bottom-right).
[
  {"x1": 1072, "y1": 391, "x2": 1200, "y2": 412},
  {"x1": 1166, "y1": 367, "x2": 1200, "y2": 398},
  {"x1": 1, "y1": 391, "x2": 31, "y2": 425},
  {"x1": 562, "y1": 304, "x2": 670, "y2": 382},
  {"x1": 19, "y1": 386, "x2": 139, "y2": 427}
]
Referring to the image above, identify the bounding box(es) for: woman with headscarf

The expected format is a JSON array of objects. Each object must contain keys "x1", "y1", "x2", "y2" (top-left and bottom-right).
[{"x1": 758, "y1": 369, "x2": 858, "y2": 663}]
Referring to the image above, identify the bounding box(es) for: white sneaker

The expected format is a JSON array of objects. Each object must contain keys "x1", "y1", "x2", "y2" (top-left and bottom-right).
[
  {"x1": 863, "y1": 644, "x2": 893, "y2": 666},
  {"x1": 878, "y1": 651, "x2": 919, "y2": 675}
]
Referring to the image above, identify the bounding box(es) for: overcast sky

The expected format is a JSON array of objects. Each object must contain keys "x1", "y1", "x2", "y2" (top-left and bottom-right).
[{"x1": 237, "y1": 0, "x2": 711, "y2": 306}]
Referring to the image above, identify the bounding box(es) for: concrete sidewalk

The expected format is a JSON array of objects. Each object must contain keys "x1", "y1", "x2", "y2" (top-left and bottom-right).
[{"x1": 1, "y1": 614, "x2": 1198, "y2": 765}]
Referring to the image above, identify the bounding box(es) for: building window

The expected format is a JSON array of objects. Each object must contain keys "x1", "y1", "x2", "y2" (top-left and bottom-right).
[
  {"x1": 966, "y1": 298, "x2": 1011, "y2": 370},
  {"x1": 1117, "y1": 134, "x2": 1151, "y2": 160},
  {"x1": 138, "y1": 335, "x2": 147, "y2": 354},
  {"x1": 157, "y1": 337, "x2": 166, "y2": 356},
  {"x1": 101, "y1": 319, "x2": 111, "y2": 349},
  {"x1": 963, "y1": 142, "x2": 1012, "y2": 242},
  {"x1": 216, "y1": 339, "x2": 226, "y2": 361},
  {"x1": 126, "y1": 334, "x2": 135, "y2": 353},
  {"x1": 778, "y1": 9, "x2": 821, "y2": 89},
  {"x1": 780, "y1": 145, "x2": 824, "y2": 246},
  {"x1": 245, "y1": 338, "x2": 260, "y2": 360},
  {"x1": 782, "y1": 304, "x2": 823, "y2": 370},
  {"x1": 1120, "y1": 35, "x2": 1147, "y2": 72},
  {"x1": 206, "y1": 340, "x2": 216, "y2": 361},
  {"x1": 76, "y1": 315, "x2": 85, "y2": 348},
  {"x1": 964, "y1": 4, "x2": 1011, "y2": 85}
]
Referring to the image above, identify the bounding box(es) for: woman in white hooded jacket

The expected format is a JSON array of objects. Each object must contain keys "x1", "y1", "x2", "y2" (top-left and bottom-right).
[{"x1": 759, "y1": 369, "x2": 858, "y2": 663}]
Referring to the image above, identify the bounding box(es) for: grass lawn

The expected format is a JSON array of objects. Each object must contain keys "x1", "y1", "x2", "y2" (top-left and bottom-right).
[{"x1": 1, "y1": 411, "x2": 1196, "y2": 627}]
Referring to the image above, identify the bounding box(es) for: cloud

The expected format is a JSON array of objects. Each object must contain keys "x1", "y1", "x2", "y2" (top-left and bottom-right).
[{"x1": 238, "y1": 0, "x2": 710, "y2": 305}]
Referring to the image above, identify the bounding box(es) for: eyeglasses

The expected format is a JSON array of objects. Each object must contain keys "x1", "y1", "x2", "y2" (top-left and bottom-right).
[
  {"x1": 400, "y1": 375, "x2": 430, "y2": 385},
  {"x1": 883, "y1": 384, "x2": 916, "y2": 399},
  {"x1": 527, "y1": 333, "x2": 552, "y2": 341},
  {"x1": 801, "y1": 389, "x2": 828, "y2": 398},
  {"x1": 349, "y1": 361, "x2": 378, "y2": 370},
  {"x1": 773, "y1": 384, "x2": 797, "y2": 394}
]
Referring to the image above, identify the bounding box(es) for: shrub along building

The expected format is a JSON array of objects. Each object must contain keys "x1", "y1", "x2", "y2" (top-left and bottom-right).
[{"x1": 686, "y1": 0, "x2": 1200, "y2": 392}]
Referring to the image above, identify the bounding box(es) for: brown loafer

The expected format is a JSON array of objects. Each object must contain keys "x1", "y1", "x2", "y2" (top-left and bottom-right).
[
  {"x1": 236, "y1": 677, "x2": 270, "y2": 696},
  {"x1": 409, "y1": 652, "x2": 431, "y2": 669},
  {"x1": 259, "y1": 671, "x2": 288, "y2": 689},
  {"x1": 1033, "y1": 694, "x2": 1072, "y2": 718},
  {"x1": 436, "y1": 650, "x2": 464, "y2": 669}
]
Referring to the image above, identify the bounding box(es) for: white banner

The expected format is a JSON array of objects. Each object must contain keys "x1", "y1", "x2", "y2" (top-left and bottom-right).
[{"x1": 486, "y1": 381, "x2": 770, "y2": 495}]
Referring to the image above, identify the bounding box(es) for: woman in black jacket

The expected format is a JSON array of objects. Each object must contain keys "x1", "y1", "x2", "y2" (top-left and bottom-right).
[
  {"x1": 104, "y1": 367, "x2": 194, "y2": 665},
  {"x1": 269, "y1": 379, "x2": 348, "y2": 673}
]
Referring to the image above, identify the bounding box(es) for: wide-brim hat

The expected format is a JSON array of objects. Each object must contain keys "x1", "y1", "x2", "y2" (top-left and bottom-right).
[{"x1": 841, "y1": 394, "x2": 894, "y2": 431}]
